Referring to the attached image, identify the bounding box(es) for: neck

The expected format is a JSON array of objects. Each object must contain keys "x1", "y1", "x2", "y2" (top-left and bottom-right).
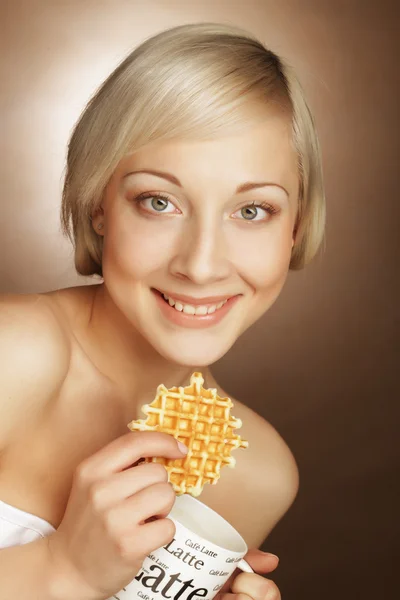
[{"x1": 84, "y1": 283, "x2": 196, "y2": 405}]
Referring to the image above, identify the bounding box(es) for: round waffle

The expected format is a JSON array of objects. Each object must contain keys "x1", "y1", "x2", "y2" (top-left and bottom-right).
[{"x1": 127, "y1": 372, "x2": 248, "y2": 497}]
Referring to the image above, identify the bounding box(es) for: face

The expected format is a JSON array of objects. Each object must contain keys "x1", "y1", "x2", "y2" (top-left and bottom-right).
[{"x1": 95, "y1": 114, "x2": 299, "y2": 366}]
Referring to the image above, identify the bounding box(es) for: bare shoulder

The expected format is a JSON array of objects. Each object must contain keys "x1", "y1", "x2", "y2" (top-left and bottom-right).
[
  {"x1": 0, "y1": 293, "x2": 71, "y2": 447},
  {"x1": 201, "y1": 369, "x2": 299, "y2": 547}
]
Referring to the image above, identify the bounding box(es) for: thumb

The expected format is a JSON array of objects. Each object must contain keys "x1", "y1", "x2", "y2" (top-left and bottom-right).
[{"x1": 244, "y1": 549, "x2": 279, "y2": 574}]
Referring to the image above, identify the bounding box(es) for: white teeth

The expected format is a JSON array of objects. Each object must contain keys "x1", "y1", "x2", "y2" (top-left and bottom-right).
[
  {"x1": 160, "y1": 292, "x2": 229, "y2": 316},
  {"x1": 183, "y1": 305, "x2": 196, "y2": 315}
]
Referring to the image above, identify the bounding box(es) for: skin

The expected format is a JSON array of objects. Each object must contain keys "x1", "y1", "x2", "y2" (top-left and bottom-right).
[{"x1": 0, "y1": 114, "x2": 300, "y2": 600}]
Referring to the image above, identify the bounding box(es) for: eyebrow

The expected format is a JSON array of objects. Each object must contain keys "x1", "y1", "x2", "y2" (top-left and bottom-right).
[{"x1": 123, "y1": 169, "x2": 289, "y2": 197}]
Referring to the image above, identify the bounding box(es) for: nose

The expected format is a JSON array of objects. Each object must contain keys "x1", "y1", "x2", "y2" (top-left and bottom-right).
[{"x1": 169, "y1": 219, "x2": 232, "y2": 285}]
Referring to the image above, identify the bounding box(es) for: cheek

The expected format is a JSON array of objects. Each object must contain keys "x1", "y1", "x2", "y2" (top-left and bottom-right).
[
  {"x1": 103, "y1": 216, "x2": 176, "y2": 279},
  {"x1": 229, "y1": 223, "x2": 293, "y2": 291}
]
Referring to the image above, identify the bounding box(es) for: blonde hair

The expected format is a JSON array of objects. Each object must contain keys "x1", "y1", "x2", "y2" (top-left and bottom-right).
[{"x1": 61, "y1": 23, "x2": 325, "y2": 276}]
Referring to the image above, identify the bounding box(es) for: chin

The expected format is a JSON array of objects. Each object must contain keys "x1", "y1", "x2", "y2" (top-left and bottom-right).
[{"x1": 145, "y1": 332, "x2": 236, "y2": 368}]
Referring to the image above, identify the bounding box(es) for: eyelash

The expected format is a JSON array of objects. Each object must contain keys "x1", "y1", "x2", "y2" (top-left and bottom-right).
[
  {"x1": 135, "y1": 191, "x2": 172, "y2": 206},
  {"x1": 245, "y1": 201, "x2": 279, "y2": 216},
  {"x1": 134, "y1": 192, "x2": 279, "y2": 220}
]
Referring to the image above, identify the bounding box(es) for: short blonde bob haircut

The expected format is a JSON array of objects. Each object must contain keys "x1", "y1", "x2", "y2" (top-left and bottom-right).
[{"x1": 61, "y1": 23, "x2": 325, "y2": 276}]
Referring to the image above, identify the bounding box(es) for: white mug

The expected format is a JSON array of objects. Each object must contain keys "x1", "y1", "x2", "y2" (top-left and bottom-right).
[{"x1": 110, "y1": 494, "x2": 253, "y2": 600}]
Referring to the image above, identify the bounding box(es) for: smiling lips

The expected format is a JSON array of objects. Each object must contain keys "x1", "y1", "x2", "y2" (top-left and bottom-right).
[
  {"x1": 162, "y1": 292, "x2": 228, "y2": 315},
  {"x1": 153, "y1": 289, "x2": 240, "y2": 328}
]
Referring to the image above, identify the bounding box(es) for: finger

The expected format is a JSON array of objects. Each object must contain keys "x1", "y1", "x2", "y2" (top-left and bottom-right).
[
  {"x1": 87, "y1": 462, "x2": 169, "y2": 511},
  {"x1": 76, "y1": 431, "x2": 187, "y2": 481},
  {"x1": 245, "y1": 549, "x2": 280, "y2": 574},
  {"x1": 118, "y1": 481, "x2": 176, "y2": 524},
  {"x1": 217, "y1": 594, "x2": 251, "y2": 600},
  {"x1": 212, "y1": 550, "x2": 279, "y2": 600},
  {"x1": 213, "y1": 573, "x2": 235, "y2": 598},
  {"x1": 232, "y1": 573, "x2": 281, "y2": 600},
  {"x1": 122, "y1": 517, "x2": 176, "y2": 560}
]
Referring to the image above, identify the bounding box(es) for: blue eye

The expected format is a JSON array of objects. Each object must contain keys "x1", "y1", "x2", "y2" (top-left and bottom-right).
[
  {"x1": 150, "y1": 197, "x2": 169, "y2": 211},
  {"x1": 233, "y1": 203, "x2": 278, "y2": 222},
  {"x1": 135, "y1": 193, "x2": 178, "y2": 214},
  {"x1": 241, "y1": 206, "x2": 259, "y2": 220}
]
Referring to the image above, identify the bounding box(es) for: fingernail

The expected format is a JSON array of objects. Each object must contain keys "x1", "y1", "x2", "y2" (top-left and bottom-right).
[
  {"x1": 177, "y1": 441, "x2": 188, "y2": 454},
  {"x1": 264, "y1": 552, "x2": 279, "y2": 562}
]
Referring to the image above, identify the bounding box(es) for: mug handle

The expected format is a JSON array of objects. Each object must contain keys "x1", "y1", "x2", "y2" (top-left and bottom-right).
[{"x1": 237, "y1": 559, "x2": 254, "y2": 574}]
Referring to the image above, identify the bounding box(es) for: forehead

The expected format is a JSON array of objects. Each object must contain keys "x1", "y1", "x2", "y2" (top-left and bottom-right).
[{"x1": 118, "y1": 115, "x2": 299, "y2": 197}]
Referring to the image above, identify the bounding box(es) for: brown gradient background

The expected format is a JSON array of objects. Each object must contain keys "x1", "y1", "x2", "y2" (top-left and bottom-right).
[{"x1": 1, "y1": 1, "x2": 399, "y2": 598}]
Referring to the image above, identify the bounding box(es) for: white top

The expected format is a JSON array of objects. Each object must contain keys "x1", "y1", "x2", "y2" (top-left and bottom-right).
[
  {"x1": 0, "y1": 499, "x2": 55, "y2": 548},
  {"x1": 0, "y1": 499, "x2": 131, "y2": 599}
]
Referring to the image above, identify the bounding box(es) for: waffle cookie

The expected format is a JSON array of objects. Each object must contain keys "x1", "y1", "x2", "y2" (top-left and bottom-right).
[{"x1": 127, "y1": 372, "x2": 248, "y2": 497}]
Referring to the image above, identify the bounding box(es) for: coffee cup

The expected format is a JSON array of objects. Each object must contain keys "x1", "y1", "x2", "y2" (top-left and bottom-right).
[{"x1": 111, "y1": 493, "x2": 253, "y2": 600}]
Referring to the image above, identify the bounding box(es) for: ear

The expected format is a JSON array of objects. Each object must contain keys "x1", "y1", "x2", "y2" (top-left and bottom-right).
[
  {"x1": 292, "y1": 220, "x2": 298, "y2": 248},
  {"x1": 92, "y1": 207, "x2": 105, "y2": 236}
]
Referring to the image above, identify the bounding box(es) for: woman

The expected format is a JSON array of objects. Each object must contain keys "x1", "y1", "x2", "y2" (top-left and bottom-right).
[{"x1": 0, "y1": 23, "x2": 325, "y2": 600}]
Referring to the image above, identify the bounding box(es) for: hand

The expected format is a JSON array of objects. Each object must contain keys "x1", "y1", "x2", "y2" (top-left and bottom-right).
[
  {"x1": 46, "y1": 431, "x2": 187, "y2": 600},
  {"x1": 216, "y1": 548, "x2": 281, "y2": 600}
]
